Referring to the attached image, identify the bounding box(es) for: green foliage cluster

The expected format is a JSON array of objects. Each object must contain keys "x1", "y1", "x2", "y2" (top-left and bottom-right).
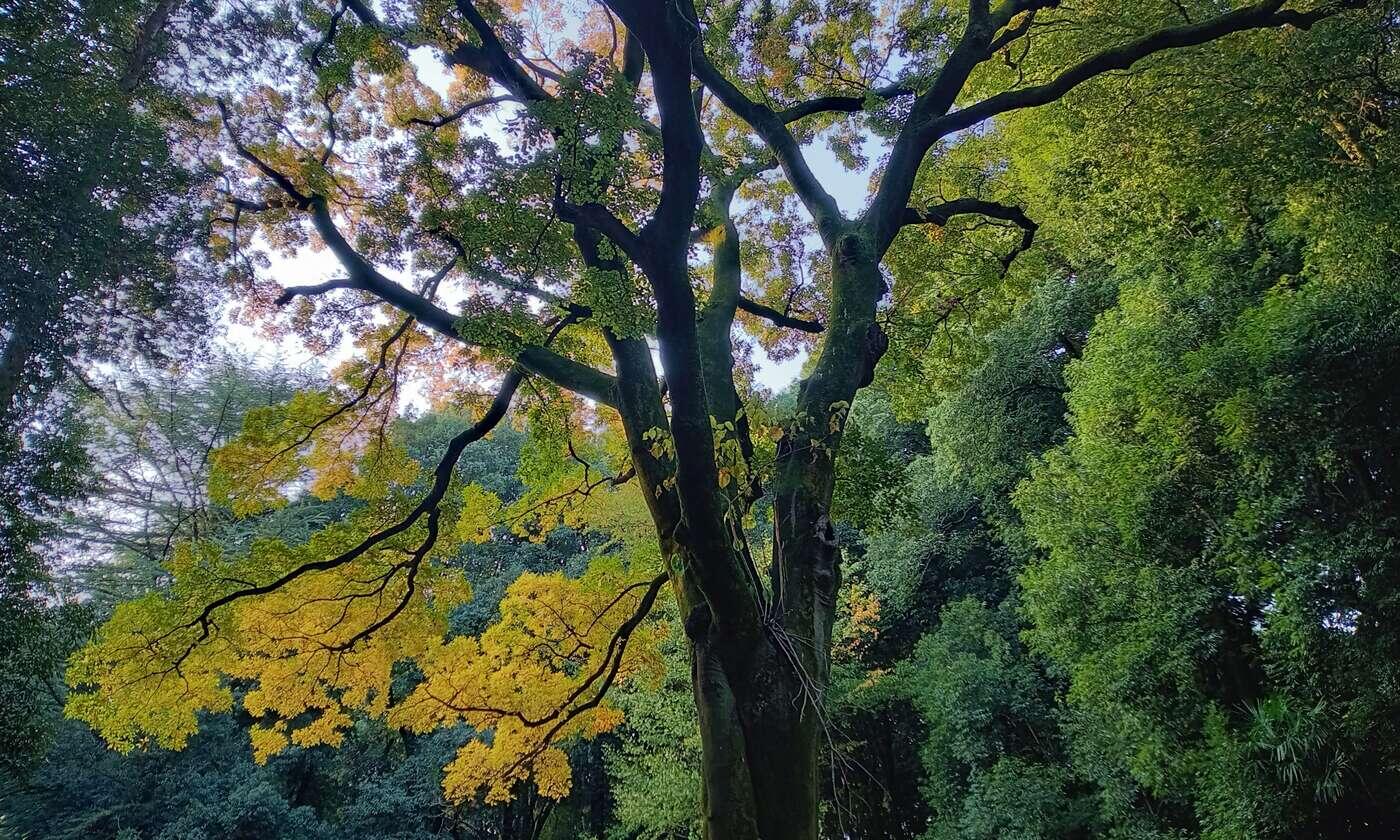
[
  {"x1": 813, "y1": 7, "x2": 1400, "y2": 839},
  {"x1": 1014, "y1": 236, "x2": 1400, "y2": 838},
  {"x1": 0, "y1": 0, "x2": 216, "y2": 776}
]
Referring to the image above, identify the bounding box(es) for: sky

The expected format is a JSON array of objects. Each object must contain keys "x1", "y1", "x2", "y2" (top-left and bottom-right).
[{"x1": 221, "y1": 47, "x2": 885, "y2": 399}]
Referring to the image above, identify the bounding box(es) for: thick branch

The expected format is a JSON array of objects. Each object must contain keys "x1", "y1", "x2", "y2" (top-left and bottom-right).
[
  {"x1": 119, "y1": 0, "x2": 181, "y2": 92},
  {"x1": 777, "y1": 84, "x2": 915, "y2": 124},
  {"x1": 903, "y1": 198, "x2": 1039, "y2": 276},
  {"x1": 903, "y1": 197, "x2": 1034, "y2": 228},
  {"x1": 274, "y1": 277, "x2": 353, "y2": 305},
  {"x1": 929, "y1": 0, "x2": 1365, "y2": 141},
  {"x1": 736, "y1": 297, "x2": 824, "y2": 333},
  {"x1": 989, "y1": 4, "x2": 1053, "y2": 53},
  {"x1": 406, "y1": 94, "x2": 519, "y2": 128},
  {"x1": 306, "y1": 195, "x2": 616, "y2": 404},
  {"x1": 870, "y1": 0, "x2": 1364, "y2": 248},
  {"x1": 604, "y1": 2, "x2": 707, "y2": 250},
  {"x1": 554, "y1": 198, "x2": 649, "y2": 272},
  {"x1": 217, "y1": 100, "x2": 312, "y2": 209},
  {"x1": 603, "y1": 0, "x2": 766, "y2": 635},
  {"x1": 686, "y1": 19, "x2": 844, "y2": 234},
  {"x1": 866, "y1": 0, "x2": 1008, "y2": 249},
  {"x1": 517, "y1": 345, "x2": 618, "y2": 407},
  {"x1": 304, "y1": 200, "x2": 462, "y2": 338},
  {"x1": 219, "y1": 110, "x2": 617, "y2": 406},
  {"x1": 449, "y1": 0, "x2": 551, "y2": 102}
]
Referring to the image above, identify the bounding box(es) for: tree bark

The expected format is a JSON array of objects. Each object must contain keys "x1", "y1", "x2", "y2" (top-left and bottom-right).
[
  {"x1": 675, "y1": 245, "x2": 885, "y2": 840},
  {"x1": 687, "y1": 599, "x2": 828, "y2": 840}
]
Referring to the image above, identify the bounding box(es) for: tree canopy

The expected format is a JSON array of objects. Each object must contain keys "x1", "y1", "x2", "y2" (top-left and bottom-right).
[{"x1": 2, "y1": 0, "x2": 1398, "y2": 838}]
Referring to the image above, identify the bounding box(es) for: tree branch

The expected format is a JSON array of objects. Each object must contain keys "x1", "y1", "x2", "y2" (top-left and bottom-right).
[
  {"x1": 274, "y1": 278, "x2": 354, "y2": 305},
  {"x1": 927, "y1": 0, "x2": 1366, "y2": 142},
  {"x1": 867, "y1": 0, "x2": 1364, "y2": 250},
  {"x1": 603, "y1": 0, "x2": 767, "y2": 635},
  {"x1": 516, "y1": 345, "x2": 618, "y2": 407},
  {"x1": 903, "y1": 198, "x2": 1039, "y2": 276},
  {"x1": 172, "y1": 365, "x2": 528, "y2": 661},
  {"x1": 218, "y1": 106, "x2": 618, "y2": 406},
  {"x1": 217, "y1": 99, "x2": 312, "y2": 210},
  {"x1": 119, "y1": 0, "x2": 182, "y2": 92},
  {"x1": 601, "y1": 2, "x2": 707, "y2": 252},
  {"x1": 736, "y1": 297, "x2": 824, "y2": 333},
  {"x1": 553, "y1": 197, "x2": 649, "y2": 273},
  {"x1": 690, "y1": 45, "x2": 845, "y2": 234},
  {"x1": 777, "y1": 84, "x2": 915, "y2": 124},
  {"x1": 865, "y1": 0, "x2": 1010, "y2": 249},
  {"x1": 988, "y1": 4, "x2": 1053, "y2": 54},
  {"x1": 903, "y1": 197, "x2": 1034, "y2": 229},
  {"x1": 449, "y1": 0, "x2": 551, "y2": 102},
  {"x1": 405, "y1": 94, "x2": 519, "y2": 128}
]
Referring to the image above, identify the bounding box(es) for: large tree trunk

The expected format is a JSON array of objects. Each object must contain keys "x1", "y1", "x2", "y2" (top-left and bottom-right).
[
  {"x1": 672, "y1": 245, "x2": 882, "y2": 840},
  {"x1": 676, "y1": 491, "x2": 845, "y2": 840},
  {"x1": 603, "y1": 199, "x2": 883, "y2": 839},
  {"x1": 689, "y1": 619, "x2": 827, "y2": 840}
]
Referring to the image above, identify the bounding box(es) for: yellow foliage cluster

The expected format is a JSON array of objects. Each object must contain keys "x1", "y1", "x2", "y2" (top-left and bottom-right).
[
  {"x1": 208, "y1": 387, "x2": 420, "y2": 516},
  {"x1": 835, "y1": 581, "x2": 881, "y2": 659},
  {"x1": 457, "y1": 482, "x2": 504, "y2": 543},
  {"x1": 391, "y1": 557, "x2": 665, "y2": 802},
  {"x1": 67, "y1": 501, "x2": 466, "y2": 757},
  {"x1": 67, "y1": 386, "x2": 667, "y2": 806},
  {"x1": 479, "y1": 399, "x2": 649, "y2": 547},
  {"x1": 68, "y1": 491, "x2": 664, "y2": 802}
]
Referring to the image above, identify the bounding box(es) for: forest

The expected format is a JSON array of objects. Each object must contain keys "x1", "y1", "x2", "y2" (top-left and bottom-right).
[{"x1": 2, "y1": 0, "x2": 1398, "y2": 838}]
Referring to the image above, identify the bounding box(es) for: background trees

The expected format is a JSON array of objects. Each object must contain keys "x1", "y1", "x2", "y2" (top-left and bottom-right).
[
  {"x1": 851, "y1": 5, "x2": 1400, "y2": 834},
  {"x1": 2, "y1": 0, "x2": 1399, "y2": 838},
  {"x1": 0, "y1": 0, "x2": 219, "y2": 776}
]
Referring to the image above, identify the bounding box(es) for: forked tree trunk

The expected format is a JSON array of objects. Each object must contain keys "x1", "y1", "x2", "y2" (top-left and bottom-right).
[
  {"x1": 666, "y1": 453, "x2": 850, "y2": 840},
  {"x1": 667, "y1": 248, "x2": 880, "y2": 840}
]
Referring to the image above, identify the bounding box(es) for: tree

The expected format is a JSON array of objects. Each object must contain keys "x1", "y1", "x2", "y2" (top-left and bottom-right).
[
  {"x1": 825, "y1": 1, "x2": 1400, "y2": 833},
  {"x1": 0, "y1": 0, "x2": 215, "y2": 776},
  {"x1": 883, "y1": 5, "x2": 1400, "y2": 831},
  {"x1": 65, "y1": 2, "x2": 1380, "y2": 838},
  {"x1": 0, "y1": 0, "x2": 211, "y2": 528},
  {"x1": 6, "y1": 361, "x2": 630, "y2": 839},
  {"x1": 1014, "y1": 231, "x2": 1400, "y2": 837}
]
